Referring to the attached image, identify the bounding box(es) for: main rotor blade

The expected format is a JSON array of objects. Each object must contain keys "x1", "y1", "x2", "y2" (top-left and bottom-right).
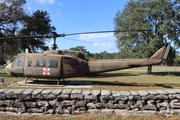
[
  {"x1": 0, "y1": 35, "x2": 50, "y2": 40},
  {"x1": 0, "y1": 30, "x2": 151, "y2": 40},
  {"x1": 64, "y1": 30, "x2": 151, "y2": 36}
]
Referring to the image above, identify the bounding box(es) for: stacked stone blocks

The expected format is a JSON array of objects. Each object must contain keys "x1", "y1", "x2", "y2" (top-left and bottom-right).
[{"x1": 0, "y1": 89, "x2": 180, "y2": 115}]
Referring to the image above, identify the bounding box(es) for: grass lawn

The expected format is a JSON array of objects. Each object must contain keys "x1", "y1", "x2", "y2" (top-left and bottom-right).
[
  {"x1": 0, "y1": 65, "x2": 180, "y2": 91},
  {"x1": 0, "y1": 65, "x2": 180, "y2": 119}
]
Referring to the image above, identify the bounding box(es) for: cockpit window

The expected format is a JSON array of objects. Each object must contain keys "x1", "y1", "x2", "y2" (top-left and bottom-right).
[{"x1": 13, "y1": 55, "x2": 24, "y2": 67}]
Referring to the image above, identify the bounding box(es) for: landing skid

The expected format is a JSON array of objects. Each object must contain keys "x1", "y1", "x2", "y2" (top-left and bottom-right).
[
  {"x1": 25, "y1": 77, "x2": 65, "y2": 85},
  {"x1": 57, "y1": 78, "x2": 65, "y2": 85},
  {"x1": 25, "y1": 77, "x2": 29, "y2": 84}
]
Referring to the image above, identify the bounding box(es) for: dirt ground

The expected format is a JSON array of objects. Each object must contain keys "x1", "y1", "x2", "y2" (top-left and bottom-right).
[{"x1": 1, "y1": 113, "x2": 180, "y2": 120}]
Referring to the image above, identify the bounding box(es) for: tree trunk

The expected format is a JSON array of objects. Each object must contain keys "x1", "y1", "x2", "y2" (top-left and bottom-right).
[
  {"x1": 0, "y1": 45, "x2": 2, "y2": 64},
  {"x1": 147, "y1": 65, "x2": 152, "y2": 74}
]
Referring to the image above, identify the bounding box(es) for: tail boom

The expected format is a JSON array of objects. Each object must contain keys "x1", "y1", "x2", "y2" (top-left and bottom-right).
[{"x1": 88, "y1": 44, "x2": 170, "y2": 73}]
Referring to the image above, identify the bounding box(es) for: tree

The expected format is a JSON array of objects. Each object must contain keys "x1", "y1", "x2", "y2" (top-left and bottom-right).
[
  {"x1": 69, "y1": 46, "x2": 85, "y2": 51},
  {"x1": 69, "y1": 46, "x2": 92, "y2": 60},
  {"x1": 0, "y1": 0, "x2": 26, "y2": 32},
  {"x1": 0, "y1": 1, "x2": 56, "y2": 64},
  {"x1": 0, "y1": 0, "x2": 26, "y2": 63},
  {"x1": 19, "y1": 10, "x2": 56, "y2": 52},
  {"x1": 174, "y1": 51, "x2": 180, "y2": 66},
  {"x1": 91, "y1": 53, "x2": 102, "y2": 59},
  {"x1": 114, "y1": 0, "x2": 180, "y2": 73},
  {"x1": 100, "y1": 51, "x2": 114, "y2": 59}
]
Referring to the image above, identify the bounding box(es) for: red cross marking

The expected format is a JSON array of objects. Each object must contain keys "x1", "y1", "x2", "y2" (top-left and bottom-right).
[{"x1": 43, "y1": 68, "x2": 50, "y2": 75}]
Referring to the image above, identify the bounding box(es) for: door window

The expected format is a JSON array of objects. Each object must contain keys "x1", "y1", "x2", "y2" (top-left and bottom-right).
[
  {"x1": 48, "y1": 60, "x2": 58, "y2": 68},
  {"x1": 36, "y1": 59, "x2": 46, "y2": 67},
  {"x1": 28, "y1": 58, "x2": 32, "y2": 67}
]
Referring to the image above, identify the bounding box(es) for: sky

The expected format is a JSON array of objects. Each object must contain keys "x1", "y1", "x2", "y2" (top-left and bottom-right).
[{"x1": 25, "y1": 0, "x2": 129, "y2": 53}]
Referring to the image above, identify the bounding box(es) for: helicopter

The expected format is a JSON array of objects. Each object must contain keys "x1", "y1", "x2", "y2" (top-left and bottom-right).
[{"x1": 1, "y1": 30, "x2": 170, "y2": 85}]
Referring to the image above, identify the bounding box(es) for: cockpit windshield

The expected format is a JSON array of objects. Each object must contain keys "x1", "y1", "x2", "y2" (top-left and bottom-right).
[{"x1": 12, "y1": 55, "x2": 25, "y2": 67}]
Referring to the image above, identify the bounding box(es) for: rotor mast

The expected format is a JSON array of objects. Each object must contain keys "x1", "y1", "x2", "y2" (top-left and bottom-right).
[
  {"x1": 51, "y1": 32, "x2": 57, "y2": 50},
  {"x1": 51, "y1": 32, "x2": 65, "y2": 50}
]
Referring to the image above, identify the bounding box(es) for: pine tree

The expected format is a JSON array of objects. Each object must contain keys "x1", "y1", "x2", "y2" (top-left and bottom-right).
[{"x1": 114, "y1": 0, "x2": 180, "y2": 73}]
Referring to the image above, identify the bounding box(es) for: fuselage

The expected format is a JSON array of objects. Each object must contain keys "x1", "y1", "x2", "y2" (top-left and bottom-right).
[
  {"x1": 6, "y1": 52, "x2": 89, "y2": 79},
  {"x1": 5, "y1": 43, "x2": 170, "y2": 79}
]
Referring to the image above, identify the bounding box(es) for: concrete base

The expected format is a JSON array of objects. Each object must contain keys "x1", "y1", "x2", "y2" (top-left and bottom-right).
[{"x1": 9, "y1": 80, "x2": 92, "y2": 88}]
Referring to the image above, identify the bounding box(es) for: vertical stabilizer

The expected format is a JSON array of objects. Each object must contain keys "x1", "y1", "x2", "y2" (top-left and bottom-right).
[{"x1": 150, "y1": 43, "x2": 170, "y2": 60}]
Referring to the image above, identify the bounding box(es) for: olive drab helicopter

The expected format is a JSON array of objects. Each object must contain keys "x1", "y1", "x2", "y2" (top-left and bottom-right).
[{"x1": 1, "y1": 30, "x2": 170, "y2": 85}]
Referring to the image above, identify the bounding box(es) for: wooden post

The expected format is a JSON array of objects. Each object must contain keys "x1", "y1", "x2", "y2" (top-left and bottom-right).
[
  {"x1": 147, "y1": 65, "x2": 152, "y2": 74},
  {"x1": 0, "y1": 78, "x2": 4, "y2": 86}
]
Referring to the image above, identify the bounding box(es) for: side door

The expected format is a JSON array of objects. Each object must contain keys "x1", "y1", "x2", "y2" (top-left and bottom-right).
[
  {"x1": 32, "y1": 55, "x2": 61, "y2": 79},
  {"x1": 32, "y1": 56, "x2": 47, "y2": 78},
  {"x1": 24, "y1": 54, "x2": 33, "y2": 77},
  {"x1": 46, "y1": 57, "x2": 61, "y2": 78}
]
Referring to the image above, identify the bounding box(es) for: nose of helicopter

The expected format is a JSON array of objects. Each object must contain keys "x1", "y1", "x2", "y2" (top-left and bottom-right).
[{"x1": 5, "y1": 63, "x2": 12, "y2": 74}]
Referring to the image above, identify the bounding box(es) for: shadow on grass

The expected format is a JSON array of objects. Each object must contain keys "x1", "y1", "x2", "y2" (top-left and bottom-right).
[
  {"x1": 85, "y1": 72, "x2": 139, "y2": 78},
  {"x1": 90, "y1": 80, "x2": 179, "y2": 88},
  {"x1": 95, "y1": 71, "x2": 180, "y2": 77},
  {"x1": 151, "y1": 72, "x2": 180, "y2": 76}
]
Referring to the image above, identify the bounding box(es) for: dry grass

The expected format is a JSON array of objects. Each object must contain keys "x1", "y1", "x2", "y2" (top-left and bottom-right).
[
  {"x1": 1, "y1": 113, "x2": 180, "y2": 120},
  {"x1": 1, "y1": 66, "x2": 180, "y2": 119},
  {"x1": 0, "y1": 66, "x2": 180, "y2": 91},
  {"x1": 64, "y1": 66, "x2": 180, "y2": 91}
]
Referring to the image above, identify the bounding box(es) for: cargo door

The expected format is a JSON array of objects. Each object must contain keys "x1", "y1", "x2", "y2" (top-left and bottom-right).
[
  {"x1": 24, "y1": 55, "x2": 33, "y2": 77},
  {"x1": 46, "y1": 59, "x2": 60, "y2": 78},
  {"x1": 62, "y1": 56, "x2": 80, "y2": 77},
  {"x1": 32, "y1": 58, "x2": 46, "y2": 78},
  {"x1": 31, "y1": 56, "x2": 61, "y2": 79}
]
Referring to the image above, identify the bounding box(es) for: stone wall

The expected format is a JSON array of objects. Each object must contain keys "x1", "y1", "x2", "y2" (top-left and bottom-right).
[{"x1": 0, "y1": 89, "x2": 180, "y2": 115}]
